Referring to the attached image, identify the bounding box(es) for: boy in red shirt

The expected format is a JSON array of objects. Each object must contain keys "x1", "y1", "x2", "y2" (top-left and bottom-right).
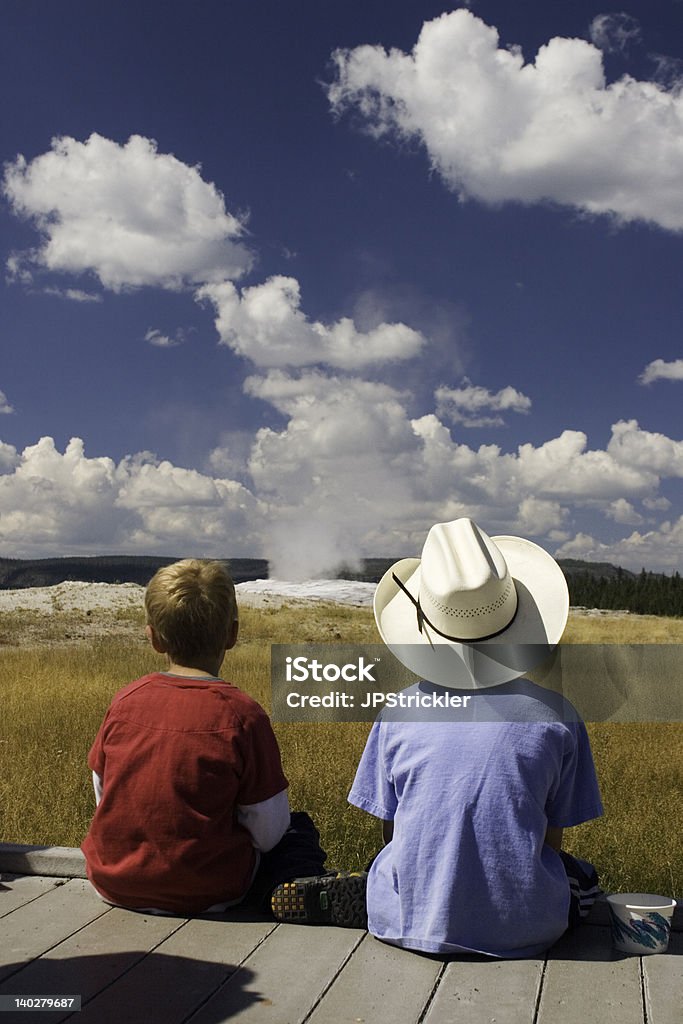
[{"x1": 82, "y1": 559, "x2": 326, "y2": 915}]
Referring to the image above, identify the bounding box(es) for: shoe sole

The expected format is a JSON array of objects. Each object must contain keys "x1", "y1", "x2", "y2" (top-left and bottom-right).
[{"x1": 271, "y1": 874, "x2": 367, "y2": 928}]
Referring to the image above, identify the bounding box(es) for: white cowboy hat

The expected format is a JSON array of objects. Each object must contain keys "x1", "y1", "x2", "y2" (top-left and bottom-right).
[{"x1": 374, "y1": 517, "x2": 569, "y2": 688}]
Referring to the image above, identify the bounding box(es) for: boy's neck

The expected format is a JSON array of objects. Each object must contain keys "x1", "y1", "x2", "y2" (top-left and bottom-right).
[{"x1": 165, "y1": 654, "x2": 225, "y2": 679}]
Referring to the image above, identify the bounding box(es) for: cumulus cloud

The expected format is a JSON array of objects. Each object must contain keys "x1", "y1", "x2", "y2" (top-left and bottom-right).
[
  {"x1": 435, "y1": 380, "x2": 531, "y2": 427},
  {"x1": 515, "y1": 496, "x2": 567, "y2": 536},
  {"x1": 0, "y1": 441, "x2": 18, "y2": 470},
  {"x1": 0, "y1": 412, "x2": 681, "y2": 571},
  {"x1": 604, "y1": 498, "x2": 644, "y2": 526},
  {"x1": 0, "y1": 436, "x2": 263, "y2": 558},
  {"x1": 0, "y1": 391, "x2": 14, "y2": 415},
  {"x1": 606, "y1": 418, "x2": 683, "y2": 475},
  {"x1": 198, "y1": 276, "x2": 425, "y2": 369},
  {"x1": 3, "y1": 134, "x2": 253, "y2": 291},
  {"x1": 639, "y1": 358, "x2": 683, "y2": 384},
  {"x1": 589, "y1": 13, "x2": 642, "y2": 55},
  {"x1": 643, "y1": 495, "x2": 671, "y2": 512},
  {"x1": 406, "y1": 419, "x2": 669, "y2": 516},
  {"x1": 555, "y1": 517, "x2": 683, "y2": 573},
  {"x1": 233, "y1": 371, "x2": 683, "y2": 573},
  {"x1": 328, "y1": 9, "x2": 683, "y2": 231}
]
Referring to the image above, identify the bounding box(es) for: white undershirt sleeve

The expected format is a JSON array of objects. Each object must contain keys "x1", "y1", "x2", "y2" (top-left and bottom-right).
[
  {"x1": 237, "y1": 789, "x2": 290, "y2": 852},
  {"x1": 92, "y1": 771, "x2": 103, "y2": 806}
]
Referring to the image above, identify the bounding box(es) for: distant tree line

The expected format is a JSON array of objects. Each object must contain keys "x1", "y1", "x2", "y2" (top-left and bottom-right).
[
  {"x1": 1, "y1": 554, "x2": 681, "y2": 617},
  {"x1": 0, "y1": 556, "x2": 269, "y2": 590},
  {"x1": 567, "y1": 568, "x2": 683, "y2": 617}
]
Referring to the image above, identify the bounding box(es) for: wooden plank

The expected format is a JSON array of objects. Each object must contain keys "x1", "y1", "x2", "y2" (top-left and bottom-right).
[
  {"x1": 309, "y1": 933, "x2": 443, "y2": 1024},
  {"x1": 0, "y1": 907, "x2": 187, "y2": 1023},
  {"x1": 423, "y1": 955, "x2": 544, "y2": 1024},
  {"x1": 73, "y1": 915, "x2": 277, "y2": 1024},
  {"x1": 538, "y1": 926, "x2": 643, "y2": 1024},
  {"x1": 187, "y1": 923, "x2": 365, "y2": 1024},
  {"x1": 0, "y1": 875, "x2": 60, "y2": 918},
  {"x1": 0, "y1": 880, "x2": 109, "y2": 984},
  {"x1": 0, "y1": 844, "x2": 86, "y2": 878},
  {"x1": 642, "y1": 930, "x2": 683, "y2": 1024}
]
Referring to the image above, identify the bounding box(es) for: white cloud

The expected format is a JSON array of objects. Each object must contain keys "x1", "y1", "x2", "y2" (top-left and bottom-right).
[
  {"x1": 43, "y1": 287, "x2": 103, "y2": 303},
  {"x1": 328, "y1": 9, "x2": 683, "y2": 231},
  {"x1": 0, "y1": 416, "x2": 680, "y2": 572},
  {"x1": 208, "y1": 431, "x2": 255, "y2": 480},
  {"x1": 407, "y1": 420, "x2": 660, "y2": 513},
  {"x1": 555, "y1": 517, "x2": 683, "y2": 573},
  {"x1": 604, "y1": 498, "x2": 644, "y2": 526},
  {"x1": 515, "y1": 496, "x2": 566, "y2": 535},
  {"x1": 639, "y1": 358, "x2": 683, "y2": 384},
  {"x1": 0, "y1": 436, "x2": 262, "y2": 558},
  {"x1": 435, "y1": 380, "x2": 531, "y2": 427},
  {"x1": 643, "y1": 495, "x2": 671, "y2": 511},
  {"x1": 0, "y1": 391, "x2": 14, "y2": 415},
  {"x1": 198, "y1": 276, "x2": 425, "y2": 369},
  {"x1": 0, "y1": 441, "x2": 18, "y2": 470},
  {"x1": 648, "y1": 53, "x2": 683, "y2": 91},
  {"x1": 606, "y1": 419, "x2": 683, "y2": 475},
  {"x1": 3, "y1": 134, "x2": 253, "y2": 291},
  {"x1": 237, "y1": 375, "x2": 683, "y2": 574},
  {"x1": 5, "y1": 254, "x2": 33, "y2": 286},
  {"x1": 589, "y1": 13, "x2": 641, "y2": 55},
  {"x1": 145, "y1": 328, "x2": 182, "y2": 348}
]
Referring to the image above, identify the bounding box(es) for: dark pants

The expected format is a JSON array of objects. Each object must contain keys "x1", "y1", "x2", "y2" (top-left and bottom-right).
[
  {"x1": 558, "y1": 850, "x2": 602, "y2": 928},
  {"x1": 242, "y1": 811, "x2": 327, "y2": 914}
]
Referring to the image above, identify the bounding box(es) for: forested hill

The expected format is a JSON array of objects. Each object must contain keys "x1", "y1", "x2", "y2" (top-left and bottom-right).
[
  {"x1": 0, "y1": 554, "x2": 681, "y2": 616},
  {"x1": 340, "y1": 559, "x2": 683, "y2": 617},
  {"x1": 559, "y1": 562, "x2": 683, "y2": 617},
  {"x1": 0, "y1": 556, "x2": 268, "y2": 590}
]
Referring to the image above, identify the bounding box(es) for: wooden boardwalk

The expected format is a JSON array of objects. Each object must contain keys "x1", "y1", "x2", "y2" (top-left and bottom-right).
[{"x1": 1, "y1": 870, "x2": 681, "y2": 1024}]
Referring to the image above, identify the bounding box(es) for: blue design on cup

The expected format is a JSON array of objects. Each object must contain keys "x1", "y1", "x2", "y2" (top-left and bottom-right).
[{"x1": 609, "y1": 911, "x2": 671, "y2": 950}]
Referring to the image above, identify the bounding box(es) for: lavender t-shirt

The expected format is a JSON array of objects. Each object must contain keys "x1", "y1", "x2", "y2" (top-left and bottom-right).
[{"x1": 348, "y1": 680, "x2": 603, "y2": 957}]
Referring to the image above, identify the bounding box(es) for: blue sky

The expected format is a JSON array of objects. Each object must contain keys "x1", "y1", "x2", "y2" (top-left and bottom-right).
[{"x1": 1, "y1": 0, "x2": 682, "y2": 574}]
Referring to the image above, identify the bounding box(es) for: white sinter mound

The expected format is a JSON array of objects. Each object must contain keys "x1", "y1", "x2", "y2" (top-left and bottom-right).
[
  {"x1": 235, "y1": 578, "x2": 375, "y2": 607},
  {"x1": 0, "y1": 581, "x2": 145, "y2": 613},
  {"x1": 0, "y1": 578, "x2": 376, "y2": 613}
]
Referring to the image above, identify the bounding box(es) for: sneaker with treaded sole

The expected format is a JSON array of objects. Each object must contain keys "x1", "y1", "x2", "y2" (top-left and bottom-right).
[{"x1": 271, "y1": 872, "x2": 367, "y2": 928}]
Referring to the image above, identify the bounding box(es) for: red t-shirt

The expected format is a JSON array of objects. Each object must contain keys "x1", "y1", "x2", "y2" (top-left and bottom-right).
[{"x1": 81, "y1": 672, "x2": 288, "y2": 914}]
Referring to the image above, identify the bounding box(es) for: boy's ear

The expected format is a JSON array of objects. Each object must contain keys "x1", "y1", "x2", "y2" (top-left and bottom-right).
[
  {"x1": 145, "y1": 624, "x2": 168, "y2": 654},
  {"x1": 225, "y1": 618, "x2": 239, "y2": 651}
]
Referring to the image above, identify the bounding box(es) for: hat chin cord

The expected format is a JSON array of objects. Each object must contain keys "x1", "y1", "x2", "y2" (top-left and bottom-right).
[{"x1": 391, "y1": 572, "x2": 519, "y2": 648}]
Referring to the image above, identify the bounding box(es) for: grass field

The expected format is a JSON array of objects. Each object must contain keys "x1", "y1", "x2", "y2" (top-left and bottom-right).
[{"x1": 0, "y1": 602, "x2": 681, "y2": 897}]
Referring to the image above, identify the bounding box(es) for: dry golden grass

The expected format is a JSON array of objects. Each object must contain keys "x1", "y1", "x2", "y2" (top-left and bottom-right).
[
  {"x1": 563, "y1": 613, "x2": 683, "y2": 643},
  {"x1": 0, "y1": 603, "x2": 680, "y2": 895}
]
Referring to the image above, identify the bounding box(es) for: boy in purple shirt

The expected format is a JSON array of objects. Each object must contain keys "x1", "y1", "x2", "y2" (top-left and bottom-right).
[{"x1": 272, "y1": 519, "x2": 602, "y2": 957}]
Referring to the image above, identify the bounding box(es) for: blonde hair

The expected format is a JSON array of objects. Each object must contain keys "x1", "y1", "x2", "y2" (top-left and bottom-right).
[{"x1": 144, "y1": 559, "x2": 237, "y2": 663}]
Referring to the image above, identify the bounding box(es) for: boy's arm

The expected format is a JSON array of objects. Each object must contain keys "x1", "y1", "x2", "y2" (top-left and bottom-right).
[
  {"x1": 238, "y1": 789, "x2": 290, "y2": 852},
  {"x1": 382, "y1": 819, "x2": 394, "y2": 845}
]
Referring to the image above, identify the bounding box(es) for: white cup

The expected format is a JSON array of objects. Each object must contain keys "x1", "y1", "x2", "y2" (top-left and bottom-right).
[{"x1": 606, "y1": 893, "x2": 676, "y2": 955}]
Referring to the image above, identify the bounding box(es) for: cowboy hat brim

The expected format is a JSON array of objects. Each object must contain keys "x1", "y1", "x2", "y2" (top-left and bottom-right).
[{"x1": 374, "y1": 536, "x2": 569, "y2": 688}]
